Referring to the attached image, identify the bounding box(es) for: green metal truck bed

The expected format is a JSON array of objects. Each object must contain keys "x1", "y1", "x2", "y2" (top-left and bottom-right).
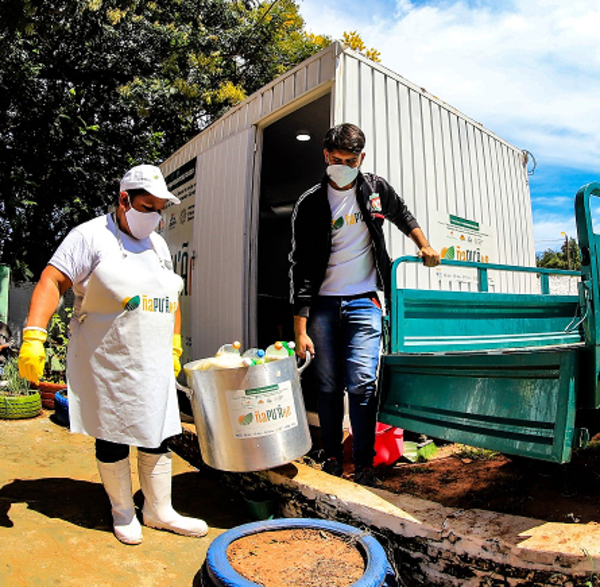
[{"x1": 378, "y1": 182, "x2": 600, "y2": 463}]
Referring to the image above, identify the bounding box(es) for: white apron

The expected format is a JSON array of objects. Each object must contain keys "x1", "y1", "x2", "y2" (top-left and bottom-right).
[{"x1": 67, "y1": 220, "x2": 183, "y2": 448}]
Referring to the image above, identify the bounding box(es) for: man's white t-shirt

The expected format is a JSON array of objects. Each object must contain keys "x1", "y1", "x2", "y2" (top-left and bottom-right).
[
  {"x1": 319, "y1": 184, "x2": 377, "y2": 296},
  {"x1": 49, "y1": 213, "x2": 172, "y2": 322}
]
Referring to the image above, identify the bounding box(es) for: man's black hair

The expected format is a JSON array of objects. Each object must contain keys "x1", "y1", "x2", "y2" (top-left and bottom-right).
[
  {"x1": 119, "y1": 188, "x2": 148, "y2": 203},
  {"x1": 323, "y1": 123, "x2": 366, "y2": 154}
]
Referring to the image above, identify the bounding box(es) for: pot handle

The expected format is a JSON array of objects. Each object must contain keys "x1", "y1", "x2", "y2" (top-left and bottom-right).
[
  {"x1": 297, "y1": 351, "x2": 312, "y2": 375},
  {"x1": 176, "y1": 380, "x2": 193, "y2": 397}
]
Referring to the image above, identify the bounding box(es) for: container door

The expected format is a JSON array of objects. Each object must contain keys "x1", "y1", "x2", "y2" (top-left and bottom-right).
[
  {"x1": 162, "y1": 158, "x2": 198, "y2": 367},
  {"x1": 164, "y1": 127, "x2": 257, "y2": 362},
  {"x1": 255, "y1": 93, "x2": 332, "y2": 414}
]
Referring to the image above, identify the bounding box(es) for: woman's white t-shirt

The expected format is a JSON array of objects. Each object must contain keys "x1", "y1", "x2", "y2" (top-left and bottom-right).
[{"x1": 49, "y1": 213, "x2": 172, "y2": 325}]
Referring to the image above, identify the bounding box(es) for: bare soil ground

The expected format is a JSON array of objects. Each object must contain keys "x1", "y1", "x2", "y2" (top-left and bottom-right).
[
  {"x1": 227, "y1": 528, "x2": 364, "y2": 587},
  {"x1": 359, "y1": 437, "x2": 600, "y2": 524}
]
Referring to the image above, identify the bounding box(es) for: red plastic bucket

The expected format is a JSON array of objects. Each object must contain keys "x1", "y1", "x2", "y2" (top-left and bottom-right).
[
  {"x1": 373, "y1": 423, "x2": 404, "y2": 467},
  {"x1": 344, "y1": 422, "x2": 404, "y2": 467}
]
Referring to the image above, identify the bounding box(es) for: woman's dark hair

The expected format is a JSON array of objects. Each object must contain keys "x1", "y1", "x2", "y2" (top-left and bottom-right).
[{"x1": 323, "y1": 123, "x2": 366, "y2": 154}]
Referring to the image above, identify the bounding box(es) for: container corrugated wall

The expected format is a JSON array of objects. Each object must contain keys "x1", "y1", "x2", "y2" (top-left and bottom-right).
[
  {"x1": 160, "y1": 46, "x2": 337, "y2": 359},
  {"x1": 161, "y1": 42, "x2": 537, "y2": 361},
  {"x1": 334, "y1": 49, "x2": 535, "y2": 293}
]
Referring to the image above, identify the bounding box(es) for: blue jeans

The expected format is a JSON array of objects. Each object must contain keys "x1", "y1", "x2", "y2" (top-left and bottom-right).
[{"x1": 308, "y1": 294, "x2": 382, "y2": 469}]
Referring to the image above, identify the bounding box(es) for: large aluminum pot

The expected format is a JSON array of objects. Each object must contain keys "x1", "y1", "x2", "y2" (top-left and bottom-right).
[{"x1": 181, "y1": 355, "x2": 312, "y2": 472}]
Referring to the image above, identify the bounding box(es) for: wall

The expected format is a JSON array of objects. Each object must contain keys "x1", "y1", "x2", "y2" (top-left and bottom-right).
[{"x1": 335, "y1": 50, "x2": 535, "y2": 294}]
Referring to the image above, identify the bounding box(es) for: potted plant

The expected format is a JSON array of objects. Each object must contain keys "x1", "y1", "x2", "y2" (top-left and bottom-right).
[
  {"x1": 31, "y1": 309, "x2": 71, "y2": 408},
  {"x1": 0, "y1": 356, "x2": 42, "y2": 419}
]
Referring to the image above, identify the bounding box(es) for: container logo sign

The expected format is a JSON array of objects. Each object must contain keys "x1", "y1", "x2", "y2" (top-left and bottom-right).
[
  {"x1": 227, "y1": 381, "x2": 298, "y2": 438},
  {"x1": 431, "y1": 210, "x2": 497, "y2": 285}
]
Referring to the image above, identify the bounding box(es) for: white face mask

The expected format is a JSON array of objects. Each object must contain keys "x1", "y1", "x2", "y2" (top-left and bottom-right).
[
  {"x1": 326, "y1": 164, "x2": 359, "y2": 188},
  {"x1": 125, "y1": 199, "x2": 162, "y2": 240}
]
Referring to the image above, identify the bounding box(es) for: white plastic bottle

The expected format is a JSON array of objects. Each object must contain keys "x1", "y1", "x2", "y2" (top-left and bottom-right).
[
  {"x1": 264, "y1": 341, "x2": 290, "y2": 362},
  {"x1": 282, "y1": 341, "x2": 296, "y2": 356},
  {"x1": 242, "y1": 348, "x2": 266, "y2": 365},
  {"x1": 215, "y1": 340, "x2": 241, "y2": 356}
]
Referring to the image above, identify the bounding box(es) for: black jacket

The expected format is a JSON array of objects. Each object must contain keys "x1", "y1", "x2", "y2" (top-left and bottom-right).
[{"x1": 289, "y1": 171, "x2": 420, "y2": 317}]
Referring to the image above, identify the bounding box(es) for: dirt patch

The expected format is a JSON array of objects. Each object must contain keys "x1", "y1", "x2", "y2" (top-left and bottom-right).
[
  {"x1": 363, "y1": 439, "x2": 600, "y2": 523},
  {"x1": 227, "y1": 528, "x2": 365, "y2": 587}
]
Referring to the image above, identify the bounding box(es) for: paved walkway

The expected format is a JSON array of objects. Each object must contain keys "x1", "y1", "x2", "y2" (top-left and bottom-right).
[{"x1": 0, "y1": 411, "x2": 249, "y2": 587}]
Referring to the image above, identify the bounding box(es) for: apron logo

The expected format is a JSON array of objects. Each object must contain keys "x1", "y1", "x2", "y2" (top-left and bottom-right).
[
  {"x1": 123, "y1": 296, "x2": 141, "y2": 311},
  {"x1": 369, "y1": 192, "x2": 382, "y2": 212},
  {"x1": 122, "y1": 295, "x2": 179, "y2": 314}
]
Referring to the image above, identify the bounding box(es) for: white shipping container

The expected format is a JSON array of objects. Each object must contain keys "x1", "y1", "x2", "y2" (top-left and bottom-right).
[{"x1": 159, "y1": 42, "x2": 535, "y2": 378}]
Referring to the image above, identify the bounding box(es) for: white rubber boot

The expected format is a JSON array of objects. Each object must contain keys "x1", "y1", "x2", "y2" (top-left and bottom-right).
[
  {"x1": 137, "y1": 451, "x2": 208, "y2": 537},
  {"x1": 96, "y1": 458, "x2": 143, "y2": 545}
]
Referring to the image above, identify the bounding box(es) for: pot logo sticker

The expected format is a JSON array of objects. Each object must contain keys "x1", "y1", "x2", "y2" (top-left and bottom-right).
[
  {"x1": 228, "y1": 381, "x2": 298, "y2": 439},
  {"x1": 238, "y1": 413, "x2": 253, "y2": 426},
  {"x1": 122, "y1": 295, "x2": 141, "y2": 311}
]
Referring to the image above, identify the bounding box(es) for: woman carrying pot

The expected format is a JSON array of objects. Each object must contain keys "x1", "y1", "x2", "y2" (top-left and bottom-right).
[{"x1": 18, "y1": 164, "x2": 207, "y2": 545}]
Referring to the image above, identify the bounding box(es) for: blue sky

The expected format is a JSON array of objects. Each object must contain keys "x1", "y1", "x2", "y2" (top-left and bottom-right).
[{"x1": 297, "y1": 0, "x2": 600, "y2": 252}]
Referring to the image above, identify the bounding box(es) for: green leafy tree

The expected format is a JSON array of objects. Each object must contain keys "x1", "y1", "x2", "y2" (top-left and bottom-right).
[
  {"x1": 0, "y1": 0, "x2": 330, "y2": 281},
  {"x1": 536, "y1": 237, "x2": 581, "y2": 271}
]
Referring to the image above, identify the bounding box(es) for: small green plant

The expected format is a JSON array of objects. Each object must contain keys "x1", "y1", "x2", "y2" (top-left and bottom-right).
[
  {"x1": 0, "y1": 356, "x2": 32, "y2": 397},
  {"x1": 454, "y1": 445, "x2": 499, "y2": 461},
  {"x1": 44, "y1": 309, "x2": 72, "y2": 384}
]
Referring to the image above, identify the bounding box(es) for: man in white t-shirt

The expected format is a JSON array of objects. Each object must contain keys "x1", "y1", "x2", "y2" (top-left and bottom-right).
[{"x1": 289, "y1": 124, "x2": 440, "y2": 486}]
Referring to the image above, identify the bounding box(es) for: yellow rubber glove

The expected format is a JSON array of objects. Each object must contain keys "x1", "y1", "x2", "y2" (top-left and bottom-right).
[
  {"x1": 173, "y1": 334, "x2": 183, "y2": 378},
  {"x1": 18, "y1": 328, "x2": 48, "y2": 384}
]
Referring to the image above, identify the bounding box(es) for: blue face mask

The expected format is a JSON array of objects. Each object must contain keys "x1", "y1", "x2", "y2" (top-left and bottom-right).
[{"x1": 326, "y1": 164, "x2": 359, "y2": 188}]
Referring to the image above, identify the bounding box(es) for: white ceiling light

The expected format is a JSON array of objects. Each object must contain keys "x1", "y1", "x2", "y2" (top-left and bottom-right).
[{"x1": 296, "y1": 131, "x2": 311, "y2": 142}]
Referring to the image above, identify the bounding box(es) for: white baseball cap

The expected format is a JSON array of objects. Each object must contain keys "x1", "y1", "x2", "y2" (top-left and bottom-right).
[{"x1": 120, "y1": 164, "x2": 181, "y2": 204}]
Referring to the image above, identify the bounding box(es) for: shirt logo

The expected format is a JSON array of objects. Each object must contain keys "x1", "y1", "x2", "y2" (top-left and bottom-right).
[{"x1": 332, "y1": 211, "x2": 363, "y2": 230}]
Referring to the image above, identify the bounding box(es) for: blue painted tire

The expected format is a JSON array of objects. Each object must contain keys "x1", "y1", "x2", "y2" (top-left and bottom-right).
[
  {"x1": 202, "y1": 518, "x2": 397, "y2": 587},
  {"x1": 54, "y1": 389, "x2": 69, "y2": 426}
]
